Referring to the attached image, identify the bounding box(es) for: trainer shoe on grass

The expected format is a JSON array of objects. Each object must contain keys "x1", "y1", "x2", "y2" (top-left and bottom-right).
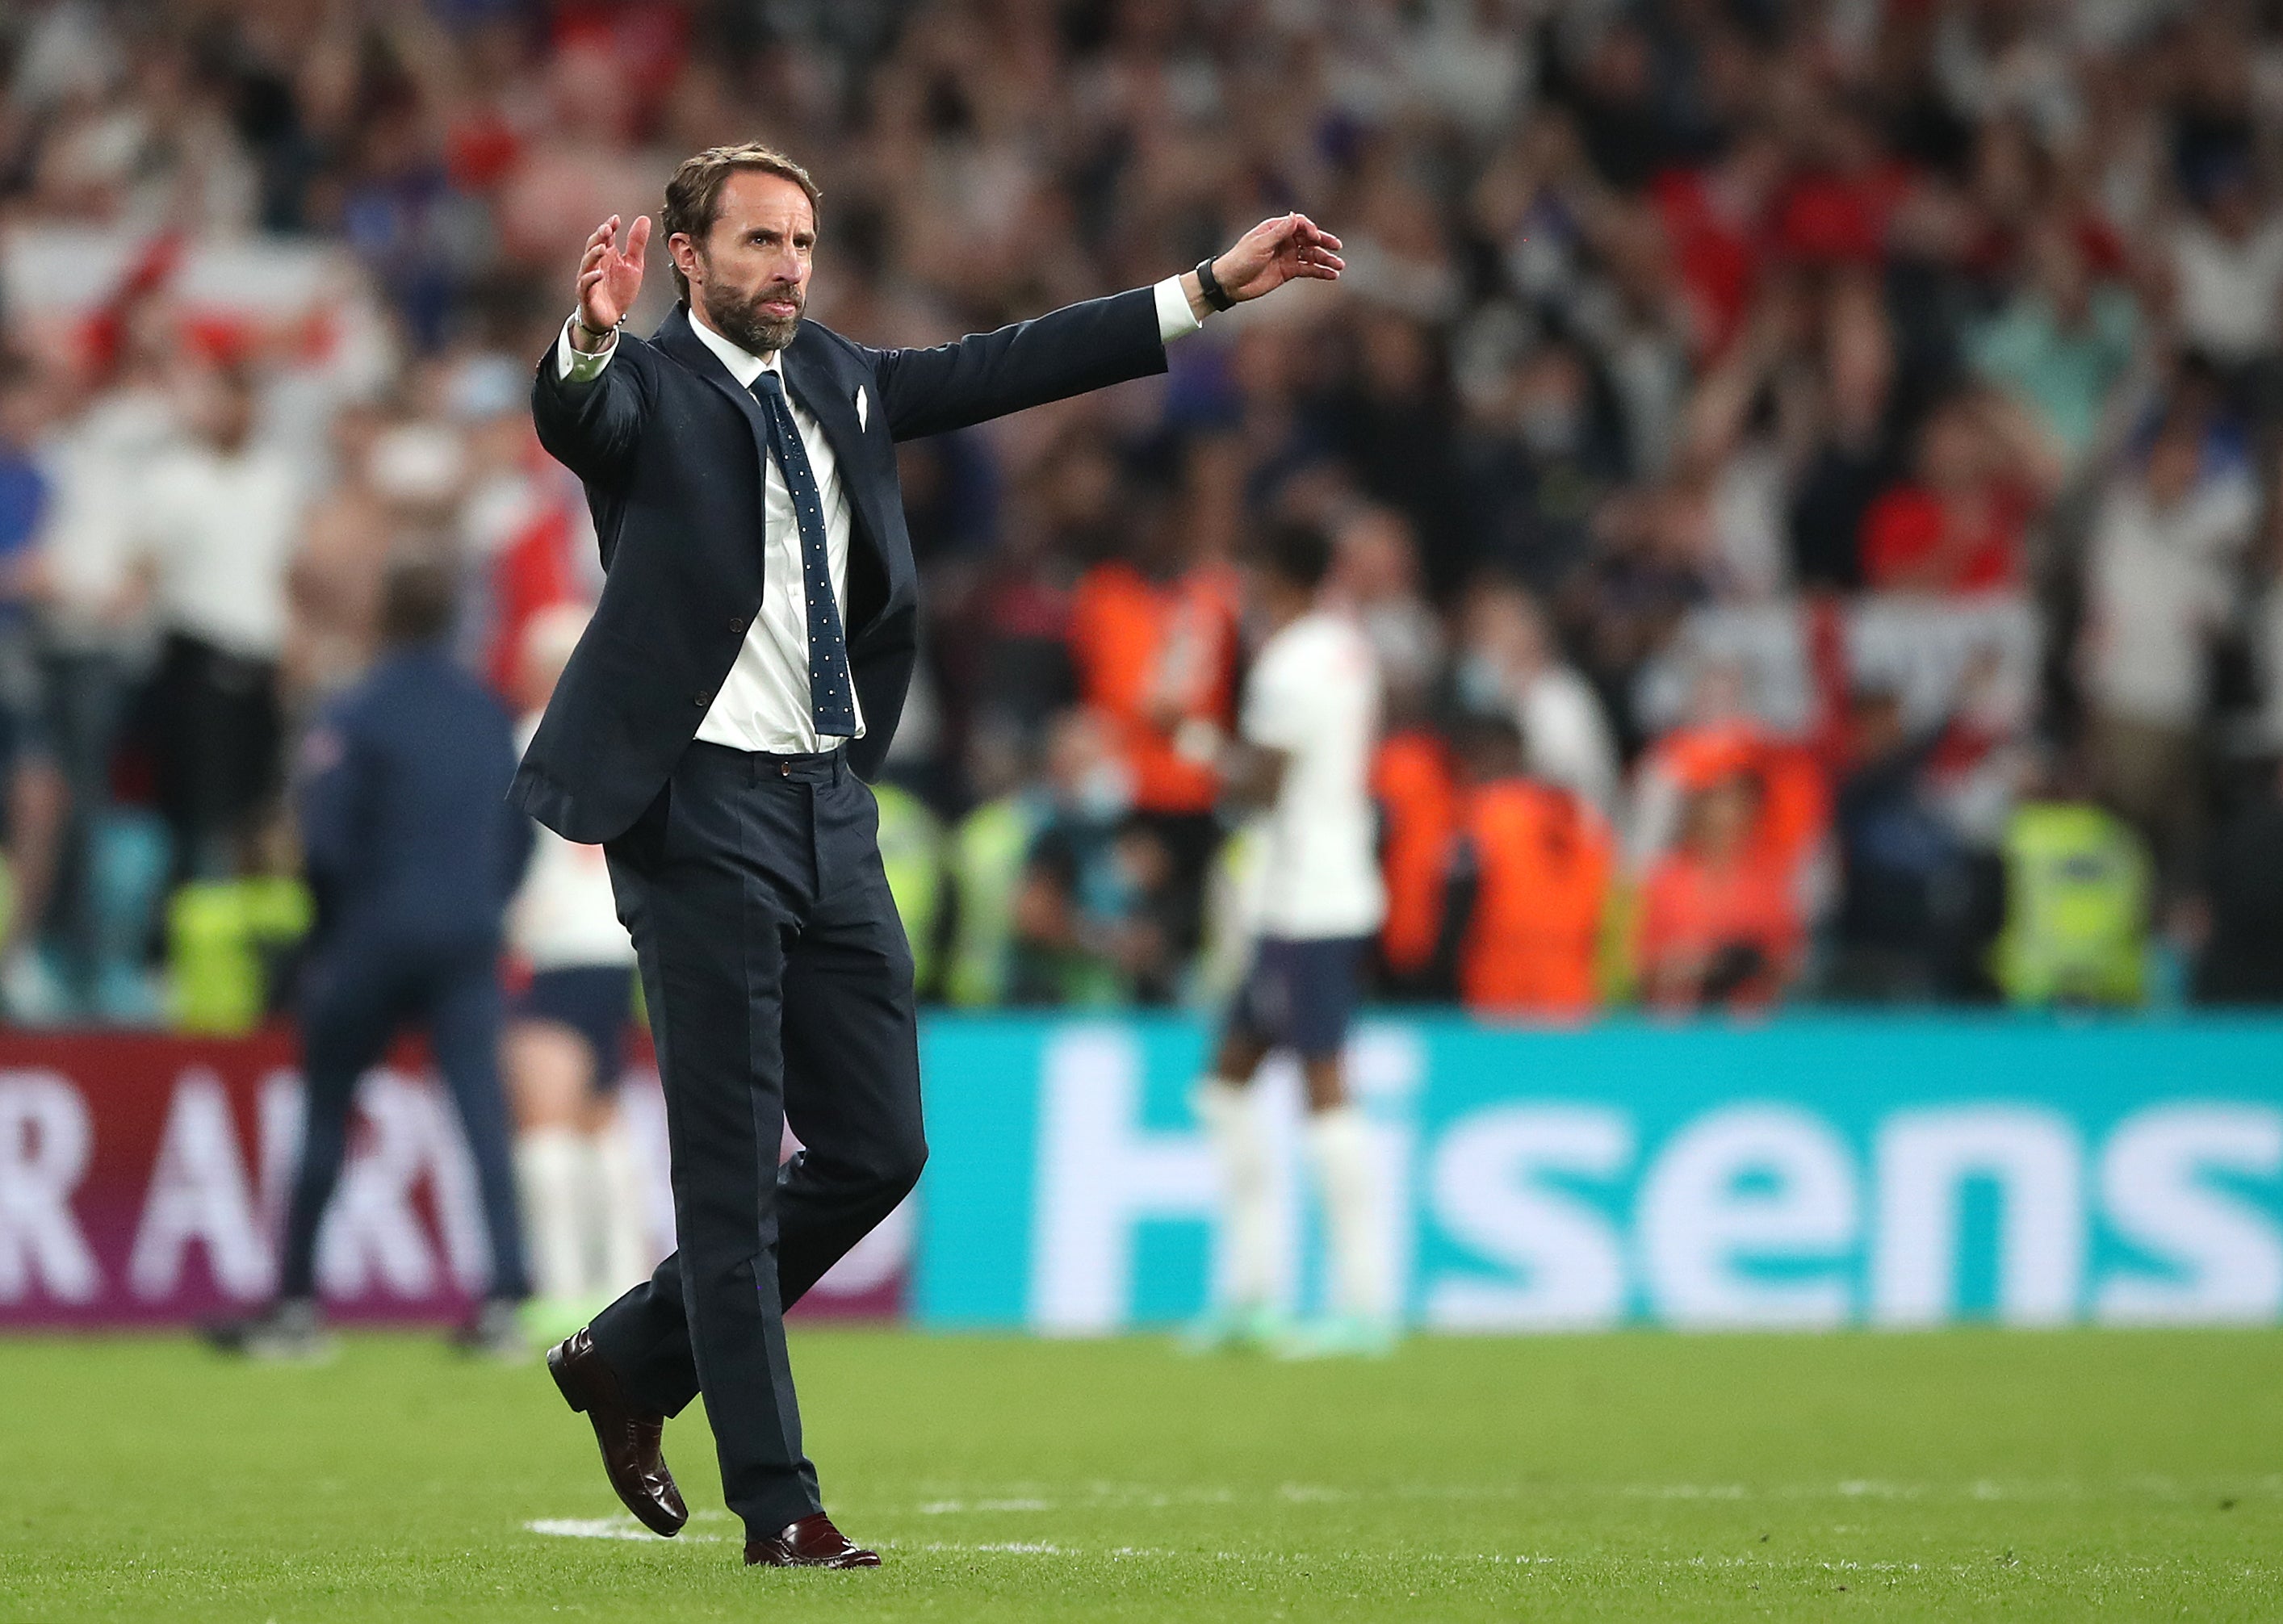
[
  {"x1": 453, "y1": 1297, "x2": 533, "y2": 1362},
  {"x1": 1179, "y1": 1303, "x2": 1284, "y2": 1354},
  {"x1": 202, "y1": 1298, "x2": 334, "y2": 1363},
  {"x1": 1272, "y1": 1315, "x2": 1399, "y2": 1361}
]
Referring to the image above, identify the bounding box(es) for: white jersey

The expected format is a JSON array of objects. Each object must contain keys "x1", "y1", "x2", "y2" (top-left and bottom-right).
[
  {"x1": 1241, "y1": 610, "x2": 1385, "y2": 940},
  {"x1": 508, "y1": 716, "x2": 637, "y2": 969}
]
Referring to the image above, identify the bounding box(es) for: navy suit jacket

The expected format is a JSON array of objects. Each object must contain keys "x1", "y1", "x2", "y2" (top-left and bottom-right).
[
  {"x1": 300, "y1": 644, "x2": 533, "y2": 950},
  {"x1": 513, "y1": 290, "x2": 1169, "y2": 843}
]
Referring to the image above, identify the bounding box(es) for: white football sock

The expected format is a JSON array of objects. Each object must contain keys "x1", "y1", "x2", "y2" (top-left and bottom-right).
[
  {"x1": 589, "y1": 1115, "x2": 654, "y2": 1294},
  {"x1": 1196, "y1": 1078, "x2": 1274, "y2": 1312},
  {"x1": 514, "y1": 1127, "x2": 587, "y2": 1302},
  {"x1": 1306, "y1": 1104, "x2": 1385, "y2": 1323}
]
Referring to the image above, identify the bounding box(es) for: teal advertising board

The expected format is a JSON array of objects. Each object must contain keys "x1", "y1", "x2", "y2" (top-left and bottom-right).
[{"x1": 915, "y1": 1015, "x2": 2283, "y2": 1333}]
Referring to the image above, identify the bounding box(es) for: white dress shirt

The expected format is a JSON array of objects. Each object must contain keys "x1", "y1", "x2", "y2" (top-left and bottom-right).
[{"x1": 555, "y1": 276, "x2": 1203, "y2": 755}]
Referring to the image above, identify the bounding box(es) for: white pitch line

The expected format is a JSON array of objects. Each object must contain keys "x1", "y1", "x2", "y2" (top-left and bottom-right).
[{"x1": 524, "y1": 1516, "x2": 727, "y2": 1543}]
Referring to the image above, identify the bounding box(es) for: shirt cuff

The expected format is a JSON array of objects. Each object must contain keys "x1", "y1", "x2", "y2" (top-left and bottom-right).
[
  {"x1": 1154, "y1": 275, "x2": 1202, "y2": 345},
  {"x1": 555, "y1": 315, "x2": 619, "y2": 383}
]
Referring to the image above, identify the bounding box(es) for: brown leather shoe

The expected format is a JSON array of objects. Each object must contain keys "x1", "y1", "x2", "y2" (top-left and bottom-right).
[
  {"x1": 744, "y1": 1513, "x2": 881, "y2": 1568},
  {"x1": 547, "y1": 1329, "x2": 688, "y2": 1537}
]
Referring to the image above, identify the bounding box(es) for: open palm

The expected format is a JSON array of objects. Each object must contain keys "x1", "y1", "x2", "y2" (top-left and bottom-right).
[{"x1": 576, "y1": 214, "x2": 651, "y2": 336}]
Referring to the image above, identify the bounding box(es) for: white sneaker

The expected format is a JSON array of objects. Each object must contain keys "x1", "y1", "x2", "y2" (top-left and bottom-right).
[{"x1": 1272, "y1": 1315, "x2": 1400, "y2": 1361}]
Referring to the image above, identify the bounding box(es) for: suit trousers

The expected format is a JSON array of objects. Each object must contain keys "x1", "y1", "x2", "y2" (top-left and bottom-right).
[
  {"x1": 590, "y1": 742, "x2": 926, "y2": 1537},
  {"x1": 280, "y1": 934, "x2": 530, "y2": 1303}
]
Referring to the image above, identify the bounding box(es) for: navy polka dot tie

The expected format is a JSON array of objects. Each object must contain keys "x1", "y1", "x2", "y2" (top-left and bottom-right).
[{"x1": 751, "y1": 371, "x2": 857, "y2": 738}]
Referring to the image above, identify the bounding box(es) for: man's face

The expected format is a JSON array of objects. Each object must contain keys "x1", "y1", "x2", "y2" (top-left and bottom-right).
[{"x1": 677, "y1": 170, "x2": 815, "y2": 354}]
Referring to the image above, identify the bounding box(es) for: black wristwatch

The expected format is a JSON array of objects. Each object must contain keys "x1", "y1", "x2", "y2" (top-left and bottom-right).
[{"x1": 1192, "y1": 257, "x2": 1234, "y2": 313}]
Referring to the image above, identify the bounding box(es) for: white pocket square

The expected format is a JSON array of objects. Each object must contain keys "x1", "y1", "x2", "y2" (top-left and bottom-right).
[{"x1": 854, "y1": 383, "x2": 869, "y2": 430}]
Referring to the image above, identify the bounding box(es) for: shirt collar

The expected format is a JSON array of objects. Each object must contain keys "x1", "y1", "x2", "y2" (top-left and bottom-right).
[{"x1": 685, "y1": 306, "x2": 781, "y2": 387}]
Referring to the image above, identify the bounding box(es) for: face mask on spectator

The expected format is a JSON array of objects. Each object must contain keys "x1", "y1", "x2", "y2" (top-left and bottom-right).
[
  {"x1": 1074, "y1": 762, "x2": 1132, "y2": 822},
  {"x1": 1456, "y1": 651, "x2": 1513, "y2": 714}
]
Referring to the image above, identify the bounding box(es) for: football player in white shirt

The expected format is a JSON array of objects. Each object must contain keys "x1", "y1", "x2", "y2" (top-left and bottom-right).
[
  {"x1": 505, "y1": 604, "x2": 652, "y2": 1341},
  {"x1": 1192, "y1": 520, "x2": 1393, "y2": 1358}
]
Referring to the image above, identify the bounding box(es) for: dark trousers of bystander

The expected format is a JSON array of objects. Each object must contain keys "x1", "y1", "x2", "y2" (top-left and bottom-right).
[
  {"x1": 278, "y1": 933, "x2": 530, "y2": 1304},
  {"x1": 150, "y1": 630, "x2": 282, "y2": 884}
]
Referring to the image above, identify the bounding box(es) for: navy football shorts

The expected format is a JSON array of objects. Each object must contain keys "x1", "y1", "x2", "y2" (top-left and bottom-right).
[
  {"x1": 512, "y1": 964, "x2": 636, "y2": 1090},
  {"x1": 1229, "y1": 934, "x2": 1369, "y2": 1060}
]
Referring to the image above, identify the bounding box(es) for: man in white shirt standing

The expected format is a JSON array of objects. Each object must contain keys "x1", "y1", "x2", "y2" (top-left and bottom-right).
[
  {"x1": 520, "y1": 142, "x2": 1343, "y2": 1567},
  {"x1": 135, "y1": 363, "x2": 301, "y2": 883},
  {"x1": 1192, "y1": 519, "x2": 1393, "y2": 1359}
]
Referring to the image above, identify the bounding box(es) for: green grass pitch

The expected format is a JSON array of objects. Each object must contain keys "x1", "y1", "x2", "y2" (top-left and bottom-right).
[{"x1": 3, "y1": 1327, "x2": 2278, "y2": 1621}]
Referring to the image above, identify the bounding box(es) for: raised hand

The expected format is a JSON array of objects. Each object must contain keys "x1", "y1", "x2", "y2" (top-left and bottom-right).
[
  {"x1": 1208, "y1": 214, "x2": 1344, "y2": 305},
  {"x1": 573, "y1": 215, "x2": 651, "y2": 349}
]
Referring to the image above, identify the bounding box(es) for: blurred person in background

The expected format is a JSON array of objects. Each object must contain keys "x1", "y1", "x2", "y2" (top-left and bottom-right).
[
  {"x1": 1066, "y1": 451, "x2": 1242, "y2": 968},
  {"x1": 1627, "y1": 660, "x2": 1830, "y2": 890},
  {"x1": 1368, "y1": 720, "x2": 1462, "y2": 999},
  {"x1": 1192, "y1": 521, "x2": 1390, "y2": 1358},
  {"x1": 135, "y1": 362, "x2": 301, "y2": 888},
  {"x1": 207, "y1": 555, "x2": 531, "y2": 1362},
  {"x1": 1331, "y1": 504, "x2": 1444, "y2": 718},
  {"x1": 1452, "y1": 574, "x2": 1621, "y2": 817},
  {"x1": 0, "y1": 362, "x2": 65, "y2": 1015},
  {"x1": 2077, "y1": 404, "x2": 2258, "y2": 898},
  {"x1": 1858, "y1": 390, "x2": 2061, "y2": 596},
  {"x1": 2193, "y1": 758, "x2": 2283, "y2": 1003},
  {"x1": 1824, "y1": 684, "x2": 1973, "y2": 1002},
  {"x1": 1636, "y1": 766, "x2": 1803, "y2": 1012},
  {"x1": 12, "y1": 344, "x2": 168, "y2": 1023},
  {"x1": 941, "y1": 721, "x2": 1038, "y2": 1009},
  {"x1": 503, "y1": 603, "x2": 647, "y2": 1347},
  {"x1": 1967, "y1": 216, "x2": 2139, "y2": 469},
  {"x1": 1992, "y1": 755, "x2": 2151, "y2": 1009},
  {"x1": 282, "y1": 400, "x2": 392, "y2": 706},
  {"x1": 1437, "y1": 710, "x2": 1615, "y2": 1021},
  {"x1": 1008, "y1": 707, "x2": 1164, "y2": 1007}
]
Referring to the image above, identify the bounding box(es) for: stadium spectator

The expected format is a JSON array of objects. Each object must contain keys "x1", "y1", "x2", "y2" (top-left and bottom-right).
[
  {"x1": 1065, "y1": 471, "x2": 1241, "y2": 957},
  {"x1": 0, "y1": 362, "x2": 64, "y2": 1016},
  {"x1": 2194, "y1": 760, "x2": 2283, "y2": 1003},
  {"x1": 1008, "y1": 708, "x2": 1161, "y2": 1007},
  {"x1": 1636, "y1": 767, "x2": 1803, "y2": 1012},
  {"x1": 1825, "y1": 685, "x2": 1973, "y2": 1001},
  {"x1": 1991, "y1": 769, "x2": 2151, "y2": 1009},
  {"x1": 1369, "y1": 724, "x2": 1462, "y2": 998},
  {"x1": 2078, "y1": 408, "x2": 2259, "y2": 891},
  {"x1": 1858, "y1": 391, "x2": 2060, "y2": 596},
  {"x1": 1453, "y1": 576, "x2": 1621, "y2": 817},
  {"x1": 136, "y1": 363, "x2": 300, "y2": 888},
  {"x1": 1439, "y1": 712, "x2": 1615, "y2": 1021}
]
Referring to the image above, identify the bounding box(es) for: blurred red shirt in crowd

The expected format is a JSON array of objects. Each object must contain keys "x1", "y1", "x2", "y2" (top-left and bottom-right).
[{"x1": 1859, "y1": 394, "x2": 2048, "y2": 594}]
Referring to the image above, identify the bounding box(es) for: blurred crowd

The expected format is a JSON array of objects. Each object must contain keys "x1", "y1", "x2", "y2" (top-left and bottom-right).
[{"x1": 7, "y1": 0, "x2": 2283, "y2": 1026}]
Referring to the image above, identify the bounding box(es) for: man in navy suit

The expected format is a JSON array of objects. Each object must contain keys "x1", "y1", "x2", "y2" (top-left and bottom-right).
[{"x1": 523, "y1": 142, "x2": 1342, "y2": 1568}]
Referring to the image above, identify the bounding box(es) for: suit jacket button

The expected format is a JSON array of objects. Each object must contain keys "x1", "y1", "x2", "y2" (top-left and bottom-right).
[
  {"x1": 691, "y1": 693, "x2": 707, "y2": 707},
  {"x1": 728, "y1": 616, "x2": 747, "y2": 634}
]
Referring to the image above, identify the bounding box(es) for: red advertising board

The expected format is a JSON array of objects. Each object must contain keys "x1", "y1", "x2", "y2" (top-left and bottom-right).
[{"x1": 0, "y1": 1031, "x2": 904, "y2": 1328}]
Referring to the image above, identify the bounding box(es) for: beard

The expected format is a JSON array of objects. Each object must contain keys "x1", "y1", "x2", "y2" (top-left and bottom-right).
[{"x1": 700, "y1": 275, "x2": 804, "y2": 355}]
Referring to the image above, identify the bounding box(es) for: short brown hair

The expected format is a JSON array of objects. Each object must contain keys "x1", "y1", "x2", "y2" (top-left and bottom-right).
[{"x1": 660, "y1": 143, "x2": 821, "y2": 300}]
